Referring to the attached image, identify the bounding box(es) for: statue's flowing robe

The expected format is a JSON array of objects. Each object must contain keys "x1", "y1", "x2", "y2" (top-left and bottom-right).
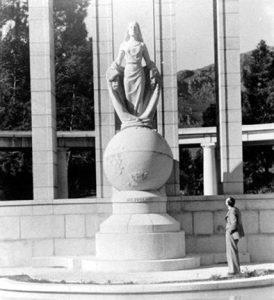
[
  {"x1": 106, "y1": 42, "x2": 161, "y2": 129},
  {"x1": 123, "y1": 42, "x2": 145, "y2": 115}
]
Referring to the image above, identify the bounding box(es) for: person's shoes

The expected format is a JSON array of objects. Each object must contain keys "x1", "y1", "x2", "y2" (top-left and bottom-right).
[{"x1": 227, "y1": 272, "x2": 240, "y2": 276}]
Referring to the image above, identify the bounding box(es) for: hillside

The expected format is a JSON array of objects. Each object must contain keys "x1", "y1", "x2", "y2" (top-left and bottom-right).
[
  {"x1": 177, "y1": 46, "x2": 274, "y2": 128},
  {"x1": 177, "y1": 63, "x2": 215, "y2": 127}
]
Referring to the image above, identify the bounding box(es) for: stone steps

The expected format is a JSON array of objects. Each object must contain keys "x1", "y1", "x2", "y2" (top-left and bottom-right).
[
  {"x1": 190, "y1": 252, "x2": 250, "y2": 266},
  {"x1": 81, "y1": 256, "x2": 200, "y2": 272},
  {"x1": 32, "y1": 251, "x2": 250, "y2": 271},
  {"x1": 32, "y1": 251, "x2": 250, "y2": 270},
  {"x1": 32, "y1": 255, "x2": 201, "y2": 272}
]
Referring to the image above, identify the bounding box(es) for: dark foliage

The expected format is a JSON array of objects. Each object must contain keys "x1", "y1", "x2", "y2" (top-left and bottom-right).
[
  {"x1": 202, "y1": 103, "x2": 216, "y2": 127},
  {"x1": 0, "y1": 150, "x2": 33, "y2": 200},
  {"x1": 68, "y1": 149, "x2": 96, "y2": 198},
  {"x1": 242, "y1": 40, "x2": 274, "y2": 124},
  {"x1": 243, "y1": 145, "x2": 274, "y2": 194},
  {"x1": 178, "y1": 41, "x2": 274, "y2": 127},
  {"x1": 178, "y1": 40, "x2": 274, "y2": 194},
  {"x1": 241, "y1": 41, "x2": 274, "y2": 193},
  {"x1": 0, "y1": 0, "x2": 94, "y2": 131},
  {"x1": 0, "y1": 0, "x2": 31, "y2": 130},
  {"x1": 179, "y1": 147, "x2": 203, "y2": 195},
  {"x1": 0, "y1": 0, "x2": 95, "y2": 199},
  {"x1": 54, "y1": 0, "x2": 94, "y2": 130},
  {"x1": 177, "y1": 65, "x2": 216, "y2": 128}
]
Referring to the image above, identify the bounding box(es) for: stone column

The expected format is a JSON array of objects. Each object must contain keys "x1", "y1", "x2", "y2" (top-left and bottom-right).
[
  {"x1": 270, "y1": 146, "x2": 274, "y2": 187},
  {"x1": 202, "y1": 143, "x2": 217, "y2": 195},
  {"x1": 214, "y1": 0, "x2": 243, "y2": 194},
  {"x1": 155, "y1": 0, "x2": 180, "y2": 196},
  {"x1": 91, "y1": 0, "x2": 115, "y2": 198},
  {"x1": 29, "y1": 0, "x2": 57, "y2": 201},
  {"x1": 57, "y1": 148, "x2": 69, "y2": 199}
]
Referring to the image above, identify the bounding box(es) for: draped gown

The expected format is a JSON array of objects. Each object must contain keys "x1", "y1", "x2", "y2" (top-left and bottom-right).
[{"x1": 122, "y1": 41, "x2": 146, "y2": 115}]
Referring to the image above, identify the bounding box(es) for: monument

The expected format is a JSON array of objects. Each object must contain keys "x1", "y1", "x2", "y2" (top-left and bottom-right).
[{"x1": 88, "y1": 22, "x2": 199, "y2": 272}]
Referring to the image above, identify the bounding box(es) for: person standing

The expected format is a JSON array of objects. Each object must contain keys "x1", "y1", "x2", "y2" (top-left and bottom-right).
[{"x1": 225, "y1": 197, "x2": 245, "y2": 275}]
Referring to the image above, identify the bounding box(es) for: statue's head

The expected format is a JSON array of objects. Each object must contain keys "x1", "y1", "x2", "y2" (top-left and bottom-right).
[
  {"x1": 125, "y1": 21, "x2": 143, "y2": 42},
  {"x1": 109, "y1": 72, "x2": 123, "y2": 91},
  {"x1": 111, "y1": 78, "x2": 119, "y2": 91}
]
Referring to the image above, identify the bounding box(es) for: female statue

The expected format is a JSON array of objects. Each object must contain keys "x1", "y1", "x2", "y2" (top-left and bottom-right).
[{"x1": 106, "y1": 21, "x2": 161, "y2": 129}]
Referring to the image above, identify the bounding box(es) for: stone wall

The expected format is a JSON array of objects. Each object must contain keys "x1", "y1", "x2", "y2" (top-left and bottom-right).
[
  {"x1": 0, "y1": 199, "x2": 111, "y2": 266},
  {"x1": 0, "y1": 194, "x2": 273, "y2": 266},
  {"x1": 168, "y1": 194, "x2": 274, "y2": 263}
]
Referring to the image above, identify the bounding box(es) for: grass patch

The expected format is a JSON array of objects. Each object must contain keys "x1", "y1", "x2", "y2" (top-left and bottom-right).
[
  {"x1": 209, "y1": 269, "x2": 274, "y2": 281},
  {"x1": 241, "y1": 269, "x2": 274, "y2": 278}
]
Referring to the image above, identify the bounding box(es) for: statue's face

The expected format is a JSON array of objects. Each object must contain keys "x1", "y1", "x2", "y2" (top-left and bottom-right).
[
  {"x1": 128, "y1": 22, "x2": 138, "y2": 37},
  {"x1": 111, "y1": 80, "x2": 119, "y2": 91}
]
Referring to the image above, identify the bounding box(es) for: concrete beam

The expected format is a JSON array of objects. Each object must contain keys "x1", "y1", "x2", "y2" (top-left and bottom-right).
[{"x1": 0, "y1": 132, "x2": 95, "y2": 149}]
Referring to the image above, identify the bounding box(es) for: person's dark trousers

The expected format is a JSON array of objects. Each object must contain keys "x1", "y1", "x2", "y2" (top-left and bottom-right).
[{"x1": 226, "y1": 231, "x2": 240, "y2": 274}]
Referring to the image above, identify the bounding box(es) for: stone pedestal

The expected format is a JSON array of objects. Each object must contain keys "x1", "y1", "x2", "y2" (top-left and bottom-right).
[
  {"x1": 93, "y1": 187, "x2": 199, "y2": 272},
  {"x1": 96, "y1": 189, "x2": 185, "y2": 260},
  {"x1": 92, "y1": 127, "x2": 199, "y2": 272}
]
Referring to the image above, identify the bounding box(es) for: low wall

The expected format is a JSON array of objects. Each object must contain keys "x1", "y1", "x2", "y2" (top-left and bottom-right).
[
  {"x1": 0, "y1": 198, "x2": 111, "y2": 267},
  {"x1": 168, "y1": 194, "x2": 274, "y2": 263},
  {"x1": 0, "y1": 194, "x2": 273, "y2": 266}
]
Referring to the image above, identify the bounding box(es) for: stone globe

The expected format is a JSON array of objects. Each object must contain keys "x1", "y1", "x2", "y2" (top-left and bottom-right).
[{"x1": 103, "y1": 126, "x2": 173, "y2": 191}]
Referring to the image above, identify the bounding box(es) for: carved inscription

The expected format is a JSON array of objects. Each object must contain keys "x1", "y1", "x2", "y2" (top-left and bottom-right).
[
  {"x1": 128, "y1": 169, "x2": 148, "y2": 187},
  {"x1": 126, "y1": 197, "x2": 157, "y2": 203}
]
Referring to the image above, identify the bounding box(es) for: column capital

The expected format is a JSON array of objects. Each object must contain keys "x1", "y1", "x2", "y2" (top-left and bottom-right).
[
  {"x1": 57, "y1": 147, "x2": 68, "y2": 151},
  {"x1": 201, "y1": 142, "x2": 216, "y2": 148}
]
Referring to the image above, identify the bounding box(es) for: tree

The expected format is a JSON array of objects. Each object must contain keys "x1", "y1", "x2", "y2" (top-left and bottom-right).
[
  {"x1": 177, "y1": 66, "x2": 216, "y2": 128},
  {"x1": 0, "y1": 0, "x2": 95, "y2": 199},
  {"x1": 242, "y1": 40, "x2": 274, "y2": 124},
  {"x1": 243, "y1": 145, "x2": 273, "y2": 193},
  {"x1": 53, "y1": 0, "x2": 95, "y2": 197},
  {"x1": 68, "y1": 148, "x2": 96, "y2": 197},
  {"x1": 0, "y1": 0, "x2": 31, "y2": 130},
  {"x1": 179, "y1": 147, "x2": 203, "y2": 195},
  {"x1": 0, "y1": 150, "x2": 33, "y2": 199},
  {"x1": 203, "y1": 103, "x2": 216, "y2": 126},
  {"x1": 54, "y1": 0, "x2": 94, "y2": 130},
  {"x1": 0, "y1": 0, "x2": 32, "y2": 200},
  {"x1": 241, "y1": 41, "x2": 274, "y2": 193},
  {"x1": 0, "y1": 0, "x2": 94, "y2": 131}
]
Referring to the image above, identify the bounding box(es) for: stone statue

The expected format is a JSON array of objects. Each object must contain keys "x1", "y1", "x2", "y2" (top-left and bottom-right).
[
  {"x1": 99, "y1": 22, "x2": 188, "y2": 273},
  {"x1": 106, "y1": 21, "x2": 161, "y2": 129}
]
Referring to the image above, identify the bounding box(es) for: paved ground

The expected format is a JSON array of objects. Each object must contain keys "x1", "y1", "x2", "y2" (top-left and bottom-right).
[
  {"x1": 0, "y1": 262, "x2": 273, "y2": 285},
  {"x1": 0, "y1": 263, "x2": 274, "y2": 299}
]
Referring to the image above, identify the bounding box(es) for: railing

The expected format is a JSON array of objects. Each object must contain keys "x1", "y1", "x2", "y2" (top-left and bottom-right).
[
  {"x1": 179, "y1": 123, "x2": 274, "y2": 146},
  {"x1": 0, "y1": 131, "x2": 95, "y2": 149},
  {"x1": 0, "y1": 123, "x2": 273, "y2": 149}
]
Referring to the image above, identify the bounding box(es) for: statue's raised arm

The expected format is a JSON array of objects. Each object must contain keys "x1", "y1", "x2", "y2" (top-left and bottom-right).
[{"x1": 106, "y1": 21, "x2": 161, "y2": 129}]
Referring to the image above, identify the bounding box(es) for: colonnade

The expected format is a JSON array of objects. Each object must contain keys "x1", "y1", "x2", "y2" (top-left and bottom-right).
[{"x1": 27, "y1": 0, "x2": 243, "y2": 200}]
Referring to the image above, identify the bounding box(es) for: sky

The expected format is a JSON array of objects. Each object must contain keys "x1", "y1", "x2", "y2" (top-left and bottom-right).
[
  {"x1": 86, "y1": 0, "x2": 274, "y2": 71},
  {"x1": 175, "y1": 0, "x2": 274, "y2": 70}
]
